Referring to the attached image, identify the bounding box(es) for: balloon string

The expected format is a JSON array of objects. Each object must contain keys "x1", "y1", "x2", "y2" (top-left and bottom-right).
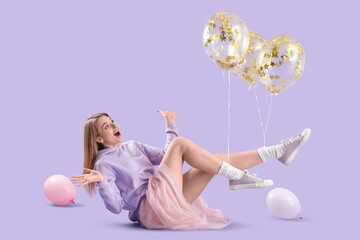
[
  {"x1": 253, "y1": 86, "x2": 274, "y2": 146},
  {"x1": 227, "y1": 70, "x2": 231, "y2": 164},
  {"x1": 264, "y1": 94, "x2": 273, "y2": 144},
  {"x1": 253, "y1": 86, "x2": 265, "y2": 145}
]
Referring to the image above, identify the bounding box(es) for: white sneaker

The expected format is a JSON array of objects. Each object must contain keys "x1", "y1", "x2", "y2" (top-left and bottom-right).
[{"x1": 229, "y1": 170, "x2": 274, "y2": 190}]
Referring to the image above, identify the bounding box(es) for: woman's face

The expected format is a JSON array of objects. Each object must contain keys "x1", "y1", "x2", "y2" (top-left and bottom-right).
[{"x1": 95, "y1": 115, "x2": 124, "y2": 148}]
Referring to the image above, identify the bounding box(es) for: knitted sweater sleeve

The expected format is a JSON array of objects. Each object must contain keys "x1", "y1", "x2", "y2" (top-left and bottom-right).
[{"x1": 94, "y1": 161, "x2": 125, "y2": 214}]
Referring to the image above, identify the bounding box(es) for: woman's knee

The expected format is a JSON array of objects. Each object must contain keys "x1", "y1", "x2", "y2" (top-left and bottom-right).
[{"x1": 171, "y1": 137, "x2": 189, "y2": 151}]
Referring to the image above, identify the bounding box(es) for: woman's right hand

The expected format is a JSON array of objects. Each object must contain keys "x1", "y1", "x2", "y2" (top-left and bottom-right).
[
  {"x1": 71, "y1": 168, "x2": 105, "y2": 187},
  {"x1": 157, "y1": 109, "x2": 179, "y2": 124}
]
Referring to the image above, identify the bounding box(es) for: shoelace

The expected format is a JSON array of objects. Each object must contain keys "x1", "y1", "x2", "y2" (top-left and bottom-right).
[
  {"x1": 230, "y1": 170, "x2": 260, "y2": 182},
  {"x1": 280, "y1": 135, "x2": 300, "y2": 146},
  {"x1": 243, "y1": 169, "x2": 258, "y2": 178}
]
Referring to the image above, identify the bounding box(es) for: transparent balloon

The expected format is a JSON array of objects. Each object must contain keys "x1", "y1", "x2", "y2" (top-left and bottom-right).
[
  {"x1": 256, "y1": 35, "x2": 305, "y2": 95},
  {"x1": 233, "y1": 31, "x2": 267, "y2": 86},
  {"x1": 203, "y1": 11, "x2": 249, "y2": 71}
]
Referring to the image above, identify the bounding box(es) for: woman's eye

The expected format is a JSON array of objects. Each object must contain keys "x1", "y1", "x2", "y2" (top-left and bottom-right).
[{"x1": 104, "y1": 120, "x2": 114, "y2": 130}]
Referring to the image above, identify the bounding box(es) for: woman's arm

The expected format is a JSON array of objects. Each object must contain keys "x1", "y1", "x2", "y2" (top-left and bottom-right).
[
  {"x1": 95, "y1": 161, "x2": 125, "y2": 214},
  {"x1": 164, "y1": 122, "x2": 179, "y2": 149}
]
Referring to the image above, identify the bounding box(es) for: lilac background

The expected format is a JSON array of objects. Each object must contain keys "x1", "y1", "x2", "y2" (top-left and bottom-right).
[{"x1": 1, "y1": 0, "x2": 359, "y2": 238}]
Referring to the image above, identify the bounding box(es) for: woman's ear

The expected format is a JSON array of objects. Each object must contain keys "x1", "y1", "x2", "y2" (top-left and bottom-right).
[{"x1": 96, "y1": 137, "x2": 103, "y2": 144}]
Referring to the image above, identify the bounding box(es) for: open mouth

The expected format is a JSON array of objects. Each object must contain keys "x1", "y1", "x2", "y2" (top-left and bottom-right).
[{"x1": 114, "y1": 131, "x2": 121, "y2": 137}]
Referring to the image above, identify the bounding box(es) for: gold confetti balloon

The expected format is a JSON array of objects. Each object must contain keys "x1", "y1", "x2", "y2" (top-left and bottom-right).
[
  {"x1": 256, "y1": 35, "x2": 305, "y2": 94},
  {"x1": 233, "y1": 31, "x2": 266, "y2": 86},
  {"x1": 202, "y1": 11, "x2": 249, "y2": 71}
]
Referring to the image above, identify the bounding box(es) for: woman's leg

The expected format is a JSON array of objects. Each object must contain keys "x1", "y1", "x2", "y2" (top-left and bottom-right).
[
  {"x1": 160, "y1": 137, "x2": 263, "y2": 204},
  {"x1": 159, "y1": 137, "x2": 223, "y2": 198},
  {"x1": 182, "y1": 168, "x2": 215, "y2": 204},
  {"x1": 181, "y1": 151, "x2": 262, "y2": 204},
  {"x1": 213, "y1": 150, "x2": 263, "y2": 170}
]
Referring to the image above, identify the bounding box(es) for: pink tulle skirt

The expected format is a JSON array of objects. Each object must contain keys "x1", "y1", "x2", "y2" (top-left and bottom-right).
[{"x1": 139, "y1": 163, "x2": 232, "y2": 230}]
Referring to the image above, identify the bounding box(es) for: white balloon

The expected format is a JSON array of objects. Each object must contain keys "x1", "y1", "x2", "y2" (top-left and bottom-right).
[{"x1": 266, "y1": 188, "x2": 301, "y2": 219}]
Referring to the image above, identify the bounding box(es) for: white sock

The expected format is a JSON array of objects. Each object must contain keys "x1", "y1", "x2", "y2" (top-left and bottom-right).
[
  {"x1": 217, "y1": 161, "x2": 244, "y2": 180},
  {"x1": 257, "y1": 143, "x2": 285, "y2": 162}
]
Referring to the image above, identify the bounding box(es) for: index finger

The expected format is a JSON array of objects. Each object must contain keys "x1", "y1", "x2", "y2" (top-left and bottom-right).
[{"x1": 72, "y1": 175, "x2": 84, "y2": 178}]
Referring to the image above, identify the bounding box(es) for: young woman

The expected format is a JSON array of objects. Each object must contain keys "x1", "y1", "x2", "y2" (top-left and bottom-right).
[{"x1": 71, "y1": 110, "x2": 311, "y2": 230}]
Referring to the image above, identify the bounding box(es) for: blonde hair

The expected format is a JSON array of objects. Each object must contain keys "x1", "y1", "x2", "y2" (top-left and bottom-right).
[{"x1": 83, "y1": 112, "x2": 110, "y2": 197}]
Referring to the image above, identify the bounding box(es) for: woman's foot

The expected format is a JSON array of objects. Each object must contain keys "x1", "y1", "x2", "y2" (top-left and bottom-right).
[
  {"x1": 229, "y1": 170, "x2": 274, "y2": 190},
  {"x1": 257, "y1": 128, "x2": 312, "y2": 166},
  {"x1": 278, "y1": 128, "x2": 311, "y2": 166}
]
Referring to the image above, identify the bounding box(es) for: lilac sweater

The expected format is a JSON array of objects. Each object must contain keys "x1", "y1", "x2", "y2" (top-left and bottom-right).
[{"x1": 94, "y1": 123, "x2": 179, "y2": 222}]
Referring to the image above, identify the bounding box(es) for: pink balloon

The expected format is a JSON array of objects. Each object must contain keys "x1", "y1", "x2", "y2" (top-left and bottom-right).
[
  {"x1": 266, "y1": 188, "x2": 301, "y2": 219},
  {"x1": 44, "y1": 174, "x2": 76, "y2": 205}
]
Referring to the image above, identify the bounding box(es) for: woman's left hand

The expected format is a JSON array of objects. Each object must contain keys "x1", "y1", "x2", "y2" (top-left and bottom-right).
[{"x1": 157, "y1": 110, "x2": 179, "y2": 124}]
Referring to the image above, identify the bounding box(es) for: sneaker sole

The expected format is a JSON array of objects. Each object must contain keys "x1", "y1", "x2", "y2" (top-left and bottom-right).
[
  {"x1": 283, "y1": 128, "x2": 311, "y2": 166},
  {"x1": 229, "y1": 180, "x2": 274, "y2": 190}
]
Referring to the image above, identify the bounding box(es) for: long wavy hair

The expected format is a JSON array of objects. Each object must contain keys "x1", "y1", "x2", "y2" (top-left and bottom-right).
[{"x1": 83, "y1": 112, "x2": 110, "y2": 197}]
